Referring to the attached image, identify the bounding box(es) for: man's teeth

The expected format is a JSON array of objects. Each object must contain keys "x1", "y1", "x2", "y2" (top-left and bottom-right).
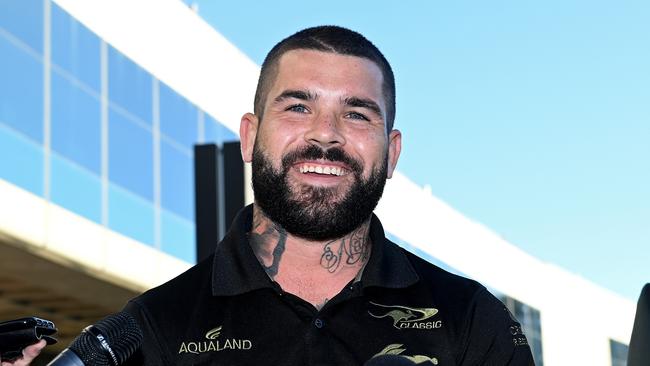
[{"x1": 299, "y1": 165, "x2": 344, "y2": 176}]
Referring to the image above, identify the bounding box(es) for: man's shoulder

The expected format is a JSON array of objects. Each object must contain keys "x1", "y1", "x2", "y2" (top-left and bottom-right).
[
  {"x1": 369, "y1": 242, "x2": 491, "y2": 325},
  {"x1": 121, "y1": 255, "x2": 218, "y2": 365},
  {"x1": 390, "y1": 245, "x2": 506, "y2": 324},
  {"x1": 392, "y1": 247, "x2": 535, "y2": 364},
  {"x1": 129, "y1": 254, "x2": 215, "y2": 312}
]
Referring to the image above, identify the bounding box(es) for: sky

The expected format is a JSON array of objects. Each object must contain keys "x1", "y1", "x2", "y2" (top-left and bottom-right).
[{"x1": 189, "y1": 0, "x2": 649, "y2": 301}]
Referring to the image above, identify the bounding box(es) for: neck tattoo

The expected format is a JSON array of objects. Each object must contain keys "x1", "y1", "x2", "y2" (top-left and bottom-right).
[
  {"x1": 320, "y1": 224, "x2": 371, "y2": 273},
  {"x1": 249, "y1": 210, "x2": 287, "y2": 279},
  {"x1": 248, "y1": 207, "x2": 372, "y2": 279}
]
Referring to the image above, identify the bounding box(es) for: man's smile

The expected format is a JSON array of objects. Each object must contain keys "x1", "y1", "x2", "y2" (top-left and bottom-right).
[{"x1": 296, "y1": 162, "x2": 349, "y2": 176}]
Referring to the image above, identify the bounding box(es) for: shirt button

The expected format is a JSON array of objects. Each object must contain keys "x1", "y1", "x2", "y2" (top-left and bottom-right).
[{"x1": 314, "y1": 318, "x2": 324, "y2": 328}]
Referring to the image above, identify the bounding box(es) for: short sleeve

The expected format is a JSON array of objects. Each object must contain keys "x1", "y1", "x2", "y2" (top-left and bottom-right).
[
  {"x1": 121, "y1": 300, "x2": 167, "y2": 366},
  {"x1": 457, "y1": 288, "x2": 535, "y2": 366}
]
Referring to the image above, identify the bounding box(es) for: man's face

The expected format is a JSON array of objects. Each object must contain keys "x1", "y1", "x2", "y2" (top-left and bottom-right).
[{"x1": 241, "y1": 49, "x2": 401, "y2": 240}]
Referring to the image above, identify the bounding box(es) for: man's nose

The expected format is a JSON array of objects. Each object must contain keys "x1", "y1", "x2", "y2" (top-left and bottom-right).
[{"x1": 304, "y1": 112, "x2": 346, "y2": 148}]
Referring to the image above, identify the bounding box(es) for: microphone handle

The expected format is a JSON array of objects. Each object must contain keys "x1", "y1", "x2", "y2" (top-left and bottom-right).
[{"x1": 47, "y1": 348, "x2": 85, "y2": 366}]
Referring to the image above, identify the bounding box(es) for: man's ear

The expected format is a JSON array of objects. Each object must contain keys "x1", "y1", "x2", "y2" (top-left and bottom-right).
[
  {"x1": 240, "y1": 112, "x2": 259, "y2": 163},
  {"x1": 386, "y1": 129, "x2": 402, "y2": 179}
]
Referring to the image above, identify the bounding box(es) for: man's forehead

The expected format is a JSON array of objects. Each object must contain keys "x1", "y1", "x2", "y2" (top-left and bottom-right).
[
  {"x1": 270, "y1": 49, "x2": 385, "y2": 102},
  {"x1": 276, "y1": 49, "x2": 383, "y2": 74}
]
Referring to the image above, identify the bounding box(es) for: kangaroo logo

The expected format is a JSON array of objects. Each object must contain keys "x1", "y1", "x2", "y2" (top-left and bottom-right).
[
  {"x1": 368, "y1": 302, "x2": 439, "y2": 329},
  {"x1": 372, "y1": 344, "x2": 438, "y2": 365}
]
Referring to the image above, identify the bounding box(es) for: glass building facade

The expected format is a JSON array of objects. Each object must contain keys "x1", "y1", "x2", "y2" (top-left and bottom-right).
[
  {"x1": 0, "y1": 0, "x2": 237, "y2": 263},
  {"x1": 502, "y1": 296, "x2": 544, "y2": 366},
  {"x1": 610, "y1": 339, "x2": 628, "y2": 366}
]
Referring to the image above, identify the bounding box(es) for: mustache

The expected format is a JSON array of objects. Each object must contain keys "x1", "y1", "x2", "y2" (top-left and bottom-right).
[{"x1": 281, "y1": 145, "x2": 362, "y2": 174}]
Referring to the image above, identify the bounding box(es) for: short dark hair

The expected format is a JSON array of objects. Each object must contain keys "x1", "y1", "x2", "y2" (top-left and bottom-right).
[{"x1": 254, "y1": 25, "x2": 396, "y2": 131}]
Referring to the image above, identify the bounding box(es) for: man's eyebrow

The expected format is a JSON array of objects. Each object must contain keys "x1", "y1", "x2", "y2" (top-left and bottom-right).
[
  {"x1": 273, "y1": 89, "x2": 317, "y2": 103},
  {"x1": 344, "y1": 97, "x2": 383, "y2": 118}
]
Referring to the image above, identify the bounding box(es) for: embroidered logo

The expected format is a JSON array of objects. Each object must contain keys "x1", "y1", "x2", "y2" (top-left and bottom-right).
[
  {"x1": 368, "y1": 302, "x2": 442, "y2": 329},
  {"x1": 504, "y1": 307, "x2": 529, "y2": 346},
  {"x1": 178, "y1": 325, "x2": 252, "y2": 355},
  {"x1": 372, "y1": 344, "x2": 438, "y2": 365},
  {"x1": 509, "y1": 324, "x2": 529, "y2": 346},
  {"x1": 205, "y1": 326, "x2": 222, "y2": 339}
]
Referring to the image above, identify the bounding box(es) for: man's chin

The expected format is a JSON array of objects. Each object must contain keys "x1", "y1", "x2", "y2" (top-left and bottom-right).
[
  {"x1": 289, "y1": 175, "x2": 352, "y2": 192},
  {"x1": 291, "y1": 186, "x2": 350, "y2": 207}
]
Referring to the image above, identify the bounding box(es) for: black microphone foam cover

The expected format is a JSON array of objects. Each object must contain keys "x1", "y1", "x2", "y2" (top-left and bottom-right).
[{"x1": 69, "y1": 312, "x2": 142, "y2": 366}]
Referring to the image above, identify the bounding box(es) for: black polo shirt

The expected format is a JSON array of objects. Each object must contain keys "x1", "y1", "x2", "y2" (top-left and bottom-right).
[{"x1": 123, "y1": 205, "x2": 534, "y2": 365}]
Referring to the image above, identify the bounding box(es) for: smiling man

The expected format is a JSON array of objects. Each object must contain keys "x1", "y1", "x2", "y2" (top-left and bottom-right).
[{"x1": 122, "y1": 26, "x2": 535, "y2": 365}]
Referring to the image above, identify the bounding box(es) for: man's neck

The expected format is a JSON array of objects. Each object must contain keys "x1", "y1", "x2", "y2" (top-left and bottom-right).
[{"x1": 248, "y1": 204, "x2": 372, "y2": 309}]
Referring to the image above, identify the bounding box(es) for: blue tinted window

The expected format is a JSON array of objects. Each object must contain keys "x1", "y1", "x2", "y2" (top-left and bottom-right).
[
  {"x1": 610, "y1": 340, "x2": 628, "y2": 366},
  {"x1": 108, "y1": 183, "x2": 154, "y2": 246},
  {"x1": 0, "y1": 0, "x2": 43, "y2": 53},
  {"x1": 204, "y1": 115, "x2": 238, "y2": 145},
  {"x1": 161, "y1": 141, "x2": 193, "y2": 220},
  {"x1": 0, "y1": 124, "x2": 43, "y2": 196},
  {"x1": 161, "y1": 210, "x2": 195, "y2": 263},
  {"x1": 160, "y1": 82, "x2": 198, "y2": 149},
  {"x1": 0, "y1": 35, "x2": 43, "y2": 142},
  {"x1": 108, "y1": 47, "x2": 152, "y2": 124},
  {"x1": 51, "y1": 4, "x2": 100, "y2": 92},
  {"x1": 109, "y1": 109, "x2": 153, "y2": 200},
  {"x1": 50, "y1": 153, "x2": 101, "y2": 223},
  {"x1": 51, "y1": 71, "x2": 101, "y2": 174},
  {"x1": 502, "y1": 296, "x2": 544, "y2": 366}
]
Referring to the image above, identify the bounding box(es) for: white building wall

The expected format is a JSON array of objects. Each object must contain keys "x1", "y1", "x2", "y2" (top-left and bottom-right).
[{"x1": 0, "y1": 179, "x2": 190, "y2": 292}]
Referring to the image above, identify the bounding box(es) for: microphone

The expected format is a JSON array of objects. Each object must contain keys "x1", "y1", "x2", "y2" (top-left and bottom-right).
[
  {"x1": 47, "y1": 312, "x2": 142, "y2": 366},
  {"x1": 364, "y1": 355, "x2": 418, "y2": 366}
]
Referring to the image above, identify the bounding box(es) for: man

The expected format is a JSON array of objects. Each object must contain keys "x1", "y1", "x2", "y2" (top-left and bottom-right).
[{"x1": 123, "y1": 26, "x2": 535, "y2": 365}]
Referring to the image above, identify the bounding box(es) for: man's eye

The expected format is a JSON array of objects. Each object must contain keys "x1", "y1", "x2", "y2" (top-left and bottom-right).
[
  {"x1": 287, "y1": 104, "x2": 308, "y2": 113},
  {"x1": 346, "y1": 112, "x2": 369, "y2": 121}
]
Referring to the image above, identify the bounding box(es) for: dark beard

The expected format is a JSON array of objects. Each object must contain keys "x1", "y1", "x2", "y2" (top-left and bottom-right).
[{"x1": 252, "y1": 144, "x2": 388, "y2": 241}]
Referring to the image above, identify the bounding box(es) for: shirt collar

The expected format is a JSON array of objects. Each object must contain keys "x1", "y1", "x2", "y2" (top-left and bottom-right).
[
  {"x1": 211, "y1": 205, "x2": 419, "y2": 297},
  {"x1": 360, "y1": 213, "x2": 420, "y2": 289}
]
